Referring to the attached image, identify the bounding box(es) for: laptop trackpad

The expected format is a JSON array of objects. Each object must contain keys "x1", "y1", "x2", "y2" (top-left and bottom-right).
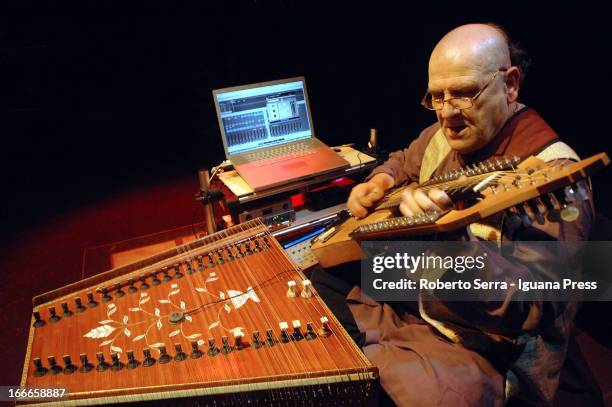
[{"x1": 282, "y1": 161, "x2": 307, "y2": 170}]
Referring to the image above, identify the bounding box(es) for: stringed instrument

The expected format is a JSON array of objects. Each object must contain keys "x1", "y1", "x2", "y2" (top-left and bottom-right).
[
  {"x1": 311, "y1": 153, "x2": 610, "y2": 268},
  {"x1": 20, "y1": 220, "x2": 378, "y2": 405}
]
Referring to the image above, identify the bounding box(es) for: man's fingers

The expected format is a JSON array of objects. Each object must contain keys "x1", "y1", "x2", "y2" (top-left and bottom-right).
[
  {"x1": 428, "y1": 188, "x2": 453, "y2": 210},
  {"x1": 413, "y1": 189, "x2": 443, "y2": 212},
  {"x1": 401, "y1": 189, "x2": 424, "y2": 215}
]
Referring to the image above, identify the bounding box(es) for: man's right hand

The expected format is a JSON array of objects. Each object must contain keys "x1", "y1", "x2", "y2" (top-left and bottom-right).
[{"x1": 347, "y1": 173, "x2": 395, "y2": 218}]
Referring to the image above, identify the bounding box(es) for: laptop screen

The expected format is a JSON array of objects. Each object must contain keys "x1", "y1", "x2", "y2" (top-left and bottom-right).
[{"x1": 215, "y1": 79, "x2": 313, "y2": 155}]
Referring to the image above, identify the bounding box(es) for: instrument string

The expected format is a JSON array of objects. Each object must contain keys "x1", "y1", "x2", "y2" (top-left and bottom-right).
[
  {"x1": 223, "y1": 221, "x2": 292, "y2": 403},
  {"x1": 245, "y1": 221, "x2": 321, "y2": 403},
  {"x1": 260, "y1": 226, "x2": 367, "y2": 402}
]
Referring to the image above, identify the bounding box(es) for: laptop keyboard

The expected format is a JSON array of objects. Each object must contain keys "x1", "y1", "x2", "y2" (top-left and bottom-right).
[{"x1": 247, "y1": 142, "x2": 317, "y2": 167}]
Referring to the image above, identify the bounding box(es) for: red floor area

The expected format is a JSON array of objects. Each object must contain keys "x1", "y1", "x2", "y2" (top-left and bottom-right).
[{"x1": 1, "y1": 176, "x2": 201, "y2": 389}]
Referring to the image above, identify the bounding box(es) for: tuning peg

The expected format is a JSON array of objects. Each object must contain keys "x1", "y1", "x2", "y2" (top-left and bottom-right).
[
  {"x1": 96, "y1": 352, "x2": 110, "y2": 372},
  {"x1": 207, "y1": 338, "x2": 220, "y2": 356},
  {"x1": 300, "y1": 280, "x2": 313, "y2": 298},
  {"x1": 79, "y1": 353, "x2": 94, "y2": 373},
  {"x1": 62, "y1": 355, "x2": 77, "y2": 374},
  {"x1": 48, "y1": 306, "x2": 61, "y2": 323},
  {"x1": 158, "y1": 346, "x2": 172, "y2": 364},
  {"x1": 126, "y1": 350, "x2": 140, "y2": 369},
  {"x1": 515, "y1": 205, "x2": 532, "y2": 227},
  {"x1": 286, "y1": 280, "x2": 298, "y2": 298},
  {"x1": 318, "y1": 316, "x2": 332, "y2": 337},
  {"x1": 279, "y1": 322, "x2": 291, "y2": 343},
  {"x1": 173, "y1": 344, "x2": 187, "y2": 361},
  {"x1": 190, "y1": 341, "x2": 203, "y2": 359},
  {"x1": 114, "y1": 283, "x2": 125, "y2": 298},
  {"x1": 110, "y1": 353, "x2": 124, "y2": 372},
  {"x1": 221, "y1": 336, "x2": 233, "y2": 354},
  {"x1": 33, "y1": 358, "x2": 48, "y2": 377},
  {"x1": 305, "y1": 322, "x2": 318, "y2": 340},
  {"x1": 505, "y1": 210, "x2": 522, "y2": 231},
  {"x1": 32, "y1": 311, "x2": 45, "y2": 328},
  {"x1": 292, "y1": 320, "x2": 304, "y2": 341},
  {"x1": 46, "y1": 357, "x2": 62, "y2": 376},
  {"x1": 526, "y1": 200, "x2": 545, "y2": 225},
  {"x1": 142, "y1": 348, "x2": 156, "y2": 367},
  {"x1": 101, "y1": 288, "x2": 112, "y2": 302},
  {"x1": 61, "y1": 302, "x2": 73, "y2": 318}
]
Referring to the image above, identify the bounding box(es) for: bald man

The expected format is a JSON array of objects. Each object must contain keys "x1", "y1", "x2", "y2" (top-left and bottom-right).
[{"x1": 312, "y1": 24, "x2": 594, "y2": 406}]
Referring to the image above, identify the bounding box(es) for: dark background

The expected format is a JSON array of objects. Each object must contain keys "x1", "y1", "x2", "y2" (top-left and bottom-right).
[{"x1": 2, "y1": 1, "x2": 611, "y2": 244}]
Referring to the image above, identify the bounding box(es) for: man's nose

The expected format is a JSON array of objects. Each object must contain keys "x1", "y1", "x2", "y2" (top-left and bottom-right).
[{"x1": 439, "y1": 100, "x2": 461, "y2": 119}]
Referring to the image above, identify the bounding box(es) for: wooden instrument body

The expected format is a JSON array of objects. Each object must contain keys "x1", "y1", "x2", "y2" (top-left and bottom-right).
[
  {"x1": 21, "y1": 221, "x2": 378, "y2": 405},
  {"x1": 311, "y1": 153, "x2": 610, "y2": 268}
]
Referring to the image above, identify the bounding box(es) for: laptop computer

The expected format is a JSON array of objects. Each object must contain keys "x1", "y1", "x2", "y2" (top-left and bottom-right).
[{"x1": 213, "y1": 77, "x2": 350, "y2": 191}]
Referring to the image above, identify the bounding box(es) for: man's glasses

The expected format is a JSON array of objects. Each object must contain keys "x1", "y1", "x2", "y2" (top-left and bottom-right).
[{"x1": 421, "y1": 68, "x2": 508, "y2": 111}]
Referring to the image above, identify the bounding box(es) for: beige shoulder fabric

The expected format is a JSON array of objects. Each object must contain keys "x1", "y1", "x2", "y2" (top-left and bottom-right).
[{"x1": 419, "y1": 128, "x2": 451, "y2": 184}]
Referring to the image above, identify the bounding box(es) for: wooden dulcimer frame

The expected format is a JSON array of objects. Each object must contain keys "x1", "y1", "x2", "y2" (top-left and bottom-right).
[{"x1": 21, "y1": 219, "x2": 378, "y2": 406}]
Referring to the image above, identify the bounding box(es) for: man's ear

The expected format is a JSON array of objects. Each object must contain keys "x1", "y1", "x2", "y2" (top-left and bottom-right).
[{"x1": 504, "y1": 66, "x2": 521, "y2": 103}]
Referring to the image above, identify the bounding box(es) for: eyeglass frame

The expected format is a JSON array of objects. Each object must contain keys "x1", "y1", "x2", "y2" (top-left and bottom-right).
[{"x1": 420, "y1": 67, "x2": 509, "y2": 111}]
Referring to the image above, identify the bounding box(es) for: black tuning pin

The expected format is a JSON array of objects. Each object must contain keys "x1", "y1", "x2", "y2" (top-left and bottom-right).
[
  {"x1": 226, "y1": 248, "x2": 235, "y2": 262},
  {"x1": 279, "y1": 322, "x2": 291, "y2": 344},
  {"x1": 505, "y1": 210, "x2": 523, "y2": 231},
  {"x1": 96, "y1": 352, "x2": 110, "y2": 372},
  {"x1": 61, "y1": 302, "x2": 73, "y2": 318},
  {"x1": 196, "y1": 256, "x2": 204, "y2": 272},
  {"x1": 74, "y1": 297, "x2": 86, "y2": 313},
  {"x1": 33, "y1": 358, "x2": 48, "y2": 377},
  {"x1": 87, "y1": 292, "x2": 98, "y2": 308},
  {"x1": 207, "y1": 253, "x2": 215, "y2": 268},
  {"x1": 254, "y1": 240, "x2": 262, "y2": 253},
  {"x1": 185, "y1": 261, "x2": 194, "y2": 275},
  {"x1": 173, "y1": 263, "x2": 184, "y2": 279},
  {"x1": 305, "y1": 322, "x2": 318, "y2": 340},
  {"x1": 527, "y1": 200, "x2": 546, "y2": 225},
  {"x1": 142, "y1": 349, "x2": 156, "y2": 367},
  {"x1": 48, "y1": 307, "x2": 61, "y2": 323},
  {"x1": 265, "y1": 329, "x2": 277, "y2": 347},
  {"x1": 174, "y1": 344, "x2": 187, "y2": 361},
  {"x1": 62, "y1": 355, "x2": 77, "y2": 374},
  {"x1": 252, "y1": 331, "x2": 264, "y2": 349},
  {"x1": 126, "y1": 350, "x2": 140, "y2": 369},
  {"x1": 235, "y1": 244, "x2": 244, "y2": 258},
  {"x1": 292, "y1": 320, "x2": 304, "y2": 341},
  {"x1": 234, "y1": 331, "x2": 246, "y2": 350},
  {"x1": 541, "y1": 193, "x2": 557, "y2": 211},
  {"x1": 139, "y1": 275, "x2": 149, "y2": 290},
  {"x1": 151, "y1": 272, "x2": 161, "y2": 286},
  {"x1": 262, "y1": 237, "x2": 271, "y2": 249},
  {"x1": 79, "y1": 353, "x2": 94, "y2": 373},
  {"x1": 32, "y1": 311, "x2": 45, "y2": 328},
  {"x1": 207, "y1": 338, "x2": 220, "y2": 356},
  {"x1": 114, "y1": 283, "x2": 125, "y2": 298},
  {"x1": 47, "y1": 356, "x2": 62, "y2": 375},
  {"x1": 515, "y1": 205, "x2": 532, "y2": 227},
  {"x1": 221, "y1": 336, "x2": 233, "y2": 354},
  {"x1": 162, "y1": 267, "x2": 171, "y2": 282},
  {"x1": 245, "y1": 242, "x2": 253, "y2": 255},
  {"x1": 190, "y1": 341, "x2": 203, "y2": 359},
  {"x1": 101, "y1": 288, "x2": 112, "y2": 302},
  {"x1": 158, "y1": 346, "x2": 172, "y2": 364},
  {"x1": 127, "y1": 279, "x2": 138, "y2": 294},
  {"x1": 216, "y1": 250, "x2": 225, "y2": 265},
  {"x1": 110, "y1": 353, "x2": 124, "y2": 371}
]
